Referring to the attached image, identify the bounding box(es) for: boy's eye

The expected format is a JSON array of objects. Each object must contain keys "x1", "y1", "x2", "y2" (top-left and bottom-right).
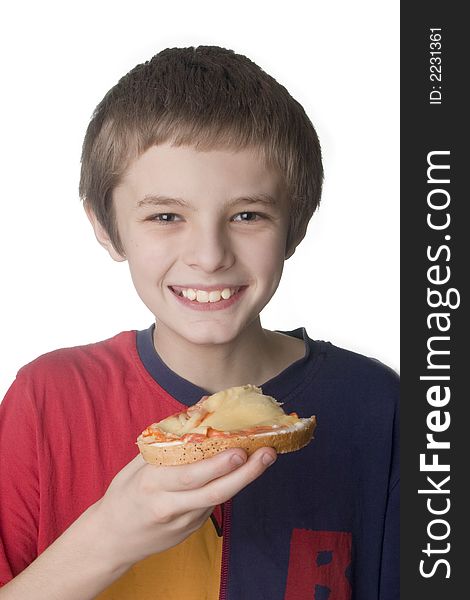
[
  {"x1": 232, "y1": 212, "x2": 262, "y2": 222},
  {"x1": 148, "y1": 213, "x2": 182, "y2": 223}
]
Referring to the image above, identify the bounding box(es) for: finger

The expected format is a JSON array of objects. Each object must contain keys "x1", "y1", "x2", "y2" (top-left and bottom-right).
[
  {"x1": 126, "y1": 453, "x2": 147, "y2": 470},
  {"x1": 111, "y1": 453, "x2": 147, "y2": 484},
  {"x1": 180, "y1": 447, "x2": 277, "y2": 510},
  {"x1": 157, "y1": 448, "x2": 249, "y2": 492}
]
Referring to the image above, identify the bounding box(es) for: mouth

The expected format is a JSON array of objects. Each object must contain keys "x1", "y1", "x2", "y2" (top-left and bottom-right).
[
  {"x1": 170, "y1": 285, "x2": 242, "y2": 302},
  {"x1": 168, "y1": 285, "x2": 248, "y2": 310}
]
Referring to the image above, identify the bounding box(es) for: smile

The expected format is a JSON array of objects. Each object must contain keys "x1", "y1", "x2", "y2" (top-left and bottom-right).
[
  {"x1": 168, "y1": 285, "x2": 247, "y2": 310},
  {"x1": 170, "y1": 286, "x2": 241, "y2": 303}
]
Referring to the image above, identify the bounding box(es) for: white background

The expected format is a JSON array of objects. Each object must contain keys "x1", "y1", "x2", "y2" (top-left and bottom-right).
[{"x1": 0, "y1": 0, "x2": 399, "y2": 399}]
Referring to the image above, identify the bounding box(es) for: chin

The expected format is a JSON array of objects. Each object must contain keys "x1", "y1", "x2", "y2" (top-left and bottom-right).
[
  {"x1": 177, "y1": 319, "x2": 249, "y2": 346},
  {"x1": 182, "y1": 330, "x2": 238, "y2": 347}
]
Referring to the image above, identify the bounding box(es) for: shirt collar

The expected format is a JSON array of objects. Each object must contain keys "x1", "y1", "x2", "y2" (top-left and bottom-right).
[{"x1": 136, "y1": 324, "x2": 316, "y2": 406}]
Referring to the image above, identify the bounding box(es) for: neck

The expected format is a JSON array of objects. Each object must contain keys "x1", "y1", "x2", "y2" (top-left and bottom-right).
[{"x1": 153, "y1": 319, "x2": 286, "y2": 394}]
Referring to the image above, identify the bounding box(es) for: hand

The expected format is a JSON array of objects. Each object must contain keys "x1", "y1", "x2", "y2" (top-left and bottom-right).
[{"x1": 92, "y1": 447, "x2": 277, "y2": 571}]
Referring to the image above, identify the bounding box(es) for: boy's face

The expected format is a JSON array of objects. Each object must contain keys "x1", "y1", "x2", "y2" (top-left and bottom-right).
[{"x1": 91, "y1": 143, "x2": 291, "y2": 348}]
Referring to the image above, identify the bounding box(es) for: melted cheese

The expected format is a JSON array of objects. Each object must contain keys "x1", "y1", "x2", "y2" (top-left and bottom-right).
[
  {"x1": 150, "y1": 420, "x2": 307, "y2": 447},
  {"x1": 156, "y1": 385, "x2": 297, "y2": 436}
]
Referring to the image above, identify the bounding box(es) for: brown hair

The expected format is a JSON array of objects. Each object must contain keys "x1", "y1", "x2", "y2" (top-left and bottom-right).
[{"x1": 79, "y1": 46, "x2": 323, "y2": 256}]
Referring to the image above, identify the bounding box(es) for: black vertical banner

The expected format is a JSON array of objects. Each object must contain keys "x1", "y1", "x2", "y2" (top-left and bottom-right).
[{"x1": 401, "y1": 2, "x2": 468, "y2": 598}]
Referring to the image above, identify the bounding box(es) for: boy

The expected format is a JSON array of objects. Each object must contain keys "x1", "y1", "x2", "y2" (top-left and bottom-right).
[{"x1": 0, "y1": 46, "x2": 398, "y2": 599}]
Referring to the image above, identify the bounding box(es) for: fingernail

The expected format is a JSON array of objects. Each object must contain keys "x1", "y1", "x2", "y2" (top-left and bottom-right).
[
  {"x1": 231, "y1": 454, "x2": 245, "y2": 467},
  {"x1": 262, "y1": 453, "x2": 277, "y2": 466}
]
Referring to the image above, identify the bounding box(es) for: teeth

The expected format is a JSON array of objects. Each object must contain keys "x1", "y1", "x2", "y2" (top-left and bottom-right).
[
  {"x1": 196, "y1": 290, "x2": 209, "y2": 303},
  {"x1": 208, "y1": 290, "x2": 221, "y2": 303},
  {"x1": 175, "y1": 287, "x2": 240, "y2": 303}
]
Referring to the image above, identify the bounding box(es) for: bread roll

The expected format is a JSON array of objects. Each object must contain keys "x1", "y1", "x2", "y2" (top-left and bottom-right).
[{"x1": 137, "y1": 385, "x2": 316, "y2": 466}]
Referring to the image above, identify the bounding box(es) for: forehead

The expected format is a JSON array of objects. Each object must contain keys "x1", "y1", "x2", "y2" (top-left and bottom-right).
[{"x1": 115, "y1": 143, "x2": 286, "y2": 205}]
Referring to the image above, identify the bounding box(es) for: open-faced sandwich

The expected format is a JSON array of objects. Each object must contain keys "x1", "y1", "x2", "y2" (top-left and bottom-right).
[{"x1": 137, "y1": 384, "x2": 316, "y2": 466}]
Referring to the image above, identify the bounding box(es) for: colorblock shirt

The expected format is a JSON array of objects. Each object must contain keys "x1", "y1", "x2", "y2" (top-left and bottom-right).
[{"x1": 0, "y1": 326, "x2": 399, "y2": 599}]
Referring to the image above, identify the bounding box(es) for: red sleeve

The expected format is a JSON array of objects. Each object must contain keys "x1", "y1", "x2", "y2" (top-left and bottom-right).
[{"x1": 0, "y1": 374, "x2": 40, "y2": 585}]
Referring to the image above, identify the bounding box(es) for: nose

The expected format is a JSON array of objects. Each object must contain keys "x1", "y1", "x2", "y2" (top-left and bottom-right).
[{"x1": 182, "y1": 222, "x2": 235, "y2": 273}]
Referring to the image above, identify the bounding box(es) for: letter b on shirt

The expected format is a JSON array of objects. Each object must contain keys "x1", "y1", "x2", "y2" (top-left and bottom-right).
[{"x1": 284, "y1": 529, "x2": 352, "y2": 599}]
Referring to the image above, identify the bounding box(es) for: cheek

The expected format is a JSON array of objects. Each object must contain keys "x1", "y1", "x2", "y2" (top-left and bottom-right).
[
  {"x1": 259, "y1": 249, "x2": 284, "y2": 275},
  {"x1": 238, "y1": 233, "x2": 285, "y2": 278},
  {"x1": 124, "y1": 237, "x2": 173, "y2": 282}
]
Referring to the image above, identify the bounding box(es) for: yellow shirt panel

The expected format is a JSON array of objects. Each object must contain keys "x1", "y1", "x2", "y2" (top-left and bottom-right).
[{"x1": 95, "y1": 518, "x2": 222, "y2": 600}]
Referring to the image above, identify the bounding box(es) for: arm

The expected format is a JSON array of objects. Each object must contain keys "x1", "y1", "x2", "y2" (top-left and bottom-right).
[{"x1": 0, "y1": 448, "x2": 276, "y2": 599}]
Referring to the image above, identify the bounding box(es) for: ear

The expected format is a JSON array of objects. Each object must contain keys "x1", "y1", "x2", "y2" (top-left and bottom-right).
[
  {"x1": 285, "y1": 224, "x2": 308, "y2": 260},
  {"x1": 285, "y1": 245, "x2": 297, "y2": 260},
  {"x1": 84, "y1": 204, "x2": 126, "y2": 262},
  {"x1": 284, "y1": 216, "x2": 309, "y2": 260}
]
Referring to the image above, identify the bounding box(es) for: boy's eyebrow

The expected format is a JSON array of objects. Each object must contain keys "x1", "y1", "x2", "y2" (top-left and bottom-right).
[
  {"x1": 230, "y1": 193, "x2": 278, "y2": 208},
  {"x1": 138, "y1": 195, "x2": 189, "y2": 209},
  {"x1": 137, "y1": 193, "x2": 278, "y2": 209}
]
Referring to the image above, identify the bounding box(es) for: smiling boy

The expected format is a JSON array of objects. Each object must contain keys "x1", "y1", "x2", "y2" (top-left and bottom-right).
[
  {"x1": 0, "y1": 47, "x2": 398, "y2": 599},
  {"x1": 90, "y1": 143, "x2": 305, "y2": 392}
]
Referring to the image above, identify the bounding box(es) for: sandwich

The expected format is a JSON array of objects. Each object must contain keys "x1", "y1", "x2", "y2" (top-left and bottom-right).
[{"x1": 137, "y1": 384, "x2": 316, "y2": 466}]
